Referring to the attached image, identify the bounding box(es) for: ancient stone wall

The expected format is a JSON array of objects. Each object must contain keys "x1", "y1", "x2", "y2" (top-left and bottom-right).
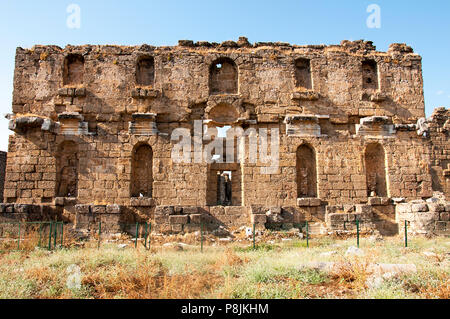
[
  {"x1": 428, "y1": 107, "x2": 450, "y2": 198},
  {"x1": 2, "y1": 38, "x2": 448, "y2": 236},
  {"x1": 0, "y1": 151, "x2": 6, "y2": 203}
]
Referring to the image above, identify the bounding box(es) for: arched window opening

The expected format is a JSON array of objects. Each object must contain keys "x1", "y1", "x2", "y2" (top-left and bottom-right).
[
  {"x1": 365, "y1": 143, "x2": 387, "y2": 197},
  {"x1": 63, "y1": 54, "x2": 84, "y2": 85},
  {"x1": 296, "y1": 144, "x2": 317, "y2": 198},
  {"x1": 209, "y1": 58, "x2": 238, "y2": 95},
  {"x1": 136, "y1": 56, "x2": 155, "y2": 86},
  {"x1": 56, "y1": 141, "x2": 79, "y2": 197},
  {"x1": 131, "y1": 144, "x2": 153, "y2": 197}
]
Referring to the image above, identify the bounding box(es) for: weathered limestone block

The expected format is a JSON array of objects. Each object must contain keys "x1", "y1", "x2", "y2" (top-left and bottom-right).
[
  {"x1": 189, "y1": 214, "x2": 204, "y2": 224},
  {"x1": 440, "y1": 212, "x2": 449, "y2": 221},
  {"x1": 411, "y1": 202, "x2": 428, "y2": 212},
  {"x1": 129, "y1": 113, "x2": 158, "y2": 135},
  {"x1": 169, "y1": 215, "x2": 189, "y2": 225},
  {"x1": 171, "y1": 224, "x2": 183, "y2": 232},
  {"x1": 183, "y1": 207, "x2": 199, "y2": 215},
  {"x1": 154, "y1": 214, "x2": 169, "y2": 225},
  {"x1": 106, "y1": 204, "x2": 121, "y2": 214},
  {"x1": 154, "y1": 206, "x2": 174, "y2": 216},
  {"x1": 57, "y1": 112, "x2": 88, "y2": 135},
  {"x1": 297, "y1": 198, "x2": 321, "y2": 207},
  {"x1": 291, "y1": 91, "x2": 320, "y2": 101},
  {"x1": 355, "y1": 205, "x2": 372, "y2": 214},
  {"x1": 428, "y1": 203, "x2": 444, "y2": 212},
  {"x1": 368, "y1": 197, "x2": 390, "y2": 206},
  {"x1": 329, "y1": 213, "x2": 347, "y2": 222},
  {"x1": 356, "y1": 116, "x2": 395, "y2": 137},
  {"x1": 284, "y1": 115, "x2": 321, "y2": 137},
  {"x1": 131, "y1": 88, "x2": 159, "y2": 99},
  {"x1": 75, "y1": 204, "x2": 90, "y2": 214},
  {"x1": 130, "y1": 197, "x2": 155, "y2": 207},
  {"x1": 91, "y1": 205, "x2": 106, "y2": 215},
  {"x1": 251, "y1": 214, "x2": 267, "y2": 224}
]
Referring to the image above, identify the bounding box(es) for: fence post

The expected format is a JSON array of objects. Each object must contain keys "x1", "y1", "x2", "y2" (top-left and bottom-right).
[
  {"x1": 53, "y1": 221, "x2": 57, "y2": 248},
  {"x1": 148, "y1": 223, "x2": 151, "y2": 251},
  {"x1": 144, "y1": 222, "x2": 148, "y2": 249},
  {"x1": 306, "y1": 221, "x2": 309, "y2": 248},
  {"x1": 48, "y1": 222, "x2": 53, "y2": 250},
  {"x1": 98, "y1": 221, "x2": 101, "y2": 249},
  {"x1": 17, "y1": 222, "x2": 21, "y2": 250},
  {"x1": 60, "y1": 222, "x2": 64, "y2": 248},
  {"x1": 200, "y1": 222, "x2": 203, "y2": 253},
  {"x1": 356, "y1": 219, "x2": 360, "y2": 248},
  {"x1": 135, "y1": 222, "x2": 139, "y2": 249},
  {"x1": 38, "y1": 223, "x2": 43, "y2": 248},
  {"x1": 404, "y1": 220, "x2": 408, "y2": 248}
]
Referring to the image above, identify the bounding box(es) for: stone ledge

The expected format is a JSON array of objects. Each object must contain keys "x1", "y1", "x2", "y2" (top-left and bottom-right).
[
  {"x1": 369, "y1": 92, "x2": 387, "y2": 102},
  {"x1": 130, "y1": 197, "x2": 155, "y2": 207},
  {"x1": 131, "y1": 88, "x2": 159, "y2": 99},
  {"x1": 8, "y1": 116, "x2": 59, "y2": 134},
  {"x1": 169, "y1": 215, "x2": 189, "y2": 225},
  {"x1": 368, "y1": 197, "x2": 391, "y2": 206},
  {"x1": 284, "y1": 115, "x2": 322, "y2": 137},
  {"x1": 131, "y1": 113, "x2": 157, "y2": 120},
  {"x1": 54, "y1": 197, "x2": 77, "y2": 206},
  {"x1": 291, "y1": 91, "x2": 320, "y2": 101},
  {"x1": 58, "y1": 87, "x2": 86, "y2": 97},
  {"x1": 129, "y1": 112, "x2": 158, "y2": 135},
  {"x1": 297, "y1": 198, "x2": 321, "y2": 207},
  {"x1": 57, "y1": 112, "x2": 84, "y2": 121}
]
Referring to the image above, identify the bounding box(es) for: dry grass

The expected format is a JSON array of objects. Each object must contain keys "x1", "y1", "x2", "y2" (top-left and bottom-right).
[
  {"x1": 82, "y1": 259, "x2": 222, "y2": 299},
  {"x1": 0, "y1": 235, "x2": 448, "y2": 299},
  {"x1": 331, "y1": 260, "x2": 371, "y2": 290}
]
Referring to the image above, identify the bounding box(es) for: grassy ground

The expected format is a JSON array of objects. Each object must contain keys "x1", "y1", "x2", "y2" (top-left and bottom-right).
[{"x1": 0, "y1": 235, "x2": 448, "y2": 299}]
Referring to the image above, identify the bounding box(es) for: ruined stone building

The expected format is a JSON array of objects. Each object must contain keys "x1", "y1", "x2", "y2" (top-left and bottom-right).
[{"x1": 2, "y1": 38, "x2": 449, "y2": 236}]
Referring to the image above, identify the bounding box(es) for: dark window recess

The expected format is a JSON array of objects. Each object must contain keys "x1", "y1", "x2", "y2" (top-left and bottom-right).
[
  {"x1": 365, "y1": 143, "x2": 387, "y2": 197},
  {"x1": 217, "y1": 171, "x2": 232, "y2": 206},
  {"x1": 362, "y1": 59, "x2": 379, "y2": 90},
  {"x1": 131, "y1": 144, "x2": 153, "y2": 197},
  {"x1": 296, "y1": 144, "x2": 317, "y2": 198},
  {"x1": 209, "y1": 58, "x2": 238, "y2": 94},
  {"x1": 56, "y1": 141, "x2": 79, "y2": 197},
  {"x1": 63, "y1": 54, "x2": 84, "y2": 85},
  {"x1": 136, "y1": 56, "x2": 155, "y2": 86},
  {"x1": 295, "y1": 58, "x2": 312, "y2": 89}
]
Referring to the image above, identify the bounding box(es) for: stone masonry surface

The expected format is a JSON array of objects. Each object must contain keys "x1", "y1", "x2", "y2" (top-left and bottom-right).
[{"x1": 1, "y1": 38, "x2": 449, "y2": 236}]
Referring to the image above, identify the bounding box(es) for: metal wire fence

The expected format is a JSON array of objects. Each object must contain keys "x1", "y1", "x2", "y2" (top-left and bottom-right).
[{"x1": 0, "y1": 219, "x2": 412, "y2": 252}]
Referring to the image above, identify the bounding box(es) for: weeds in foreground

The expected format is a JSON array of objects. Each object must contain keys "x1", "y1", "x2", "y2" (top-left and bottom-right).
[{"x1": 0, "y1": 236, "x2": 447, "y2": 299}]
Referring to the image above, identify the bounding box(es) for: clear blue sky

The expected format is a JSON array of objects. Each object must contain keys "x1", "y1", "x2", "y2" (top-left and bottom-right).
[{"x1": 0, "y1": 0, "x2": 449, "y2": 151}]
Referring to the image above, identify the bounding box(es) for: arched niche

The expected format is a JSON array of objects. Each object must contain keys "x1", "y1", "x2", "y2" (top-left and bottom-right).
[
  {"x1": 296, "y1": 144, "x2": 317, "y2": 198},
  {"x1": 56, "y1": 141, "x2": 79, "y2": 197},
  {"x1": 130, "y1": 143, "x2": 153, "y2": 197},
  {"x1": 365, "y1": 143, "x2": 388, "y2": 197},
  {"x1": 136, "y1": 56, "x2": 155, "y2": 86},
  {"x1": 63, "y1": 54, "x2": 84, "y2": 85},
  {"x1": 209, "y1": 58, "x2": 238, "y2": 95}
]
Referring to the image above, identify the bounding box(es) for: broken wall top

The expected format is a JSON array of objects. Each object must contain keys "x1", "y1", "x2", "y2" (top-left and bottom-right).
[{"x1": 12, "y1": 38, "x2": 425, "y2": 125}]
